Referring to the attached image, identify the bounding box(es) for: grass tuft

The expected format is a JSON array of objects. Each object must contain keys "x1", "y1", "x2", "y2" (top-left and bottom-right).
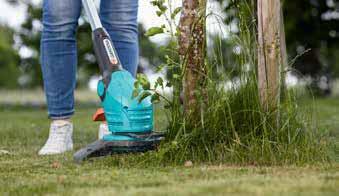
[
  {"x1": 138, "y1": 0, "x2": 332, "y2": 166},
  {"x1": 155, "y1": 73, "x2": 331, "y2": 165}
]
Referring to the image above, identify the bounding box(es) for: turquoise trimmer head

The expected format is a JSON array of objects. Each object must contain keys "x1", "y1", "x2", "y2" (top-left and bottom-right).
[{"x1": 73, "y1": 0, "x2": 164, "y2": 162}]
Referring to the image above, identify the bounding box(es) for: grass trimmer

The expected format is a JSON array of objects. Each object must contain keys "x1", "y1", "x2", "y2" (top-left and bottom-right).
[{"x1": 73, "y1": 0, "x2": 164, "y2": 162}]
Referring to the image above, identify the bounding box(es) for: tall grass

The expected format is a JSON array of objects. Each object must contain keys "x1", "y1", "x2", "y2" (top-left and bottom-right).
[{"x1": 136, "y1": 0, "x2": 331, "y2": 166}]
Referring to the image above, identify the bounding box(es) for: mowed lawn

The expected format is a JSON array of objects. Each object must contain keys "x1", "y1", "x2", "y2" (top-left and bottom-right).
[{"x1": 0, "y1": 95, "x2": 338, "y2": 195}]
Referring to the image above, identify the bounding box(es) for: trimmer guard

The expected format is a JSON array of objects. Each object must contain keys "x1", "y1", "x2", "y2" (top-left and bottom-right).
[
  {"x1": 98, "y1": 70, "x2": 153, "y2": 134},
  {"x1": 73, "y1": 132, "x2": 164, "y2": 163}
]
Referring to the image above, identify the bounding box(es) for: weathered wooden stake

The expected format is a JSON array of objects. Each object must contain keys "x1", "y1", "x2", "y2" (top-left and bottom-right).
[
  {"x1": 280, "y1": 6, "x2": 288, "y2": 71},
  {"x1": 257, "y1": 0, "x2": 285, "y2": 111},
  {"x1": 280, "y1": 5, "x2": 288, "y2": 95},
  {"x1": 178, "y1": 0, "x2": 207, "y2": 116}
]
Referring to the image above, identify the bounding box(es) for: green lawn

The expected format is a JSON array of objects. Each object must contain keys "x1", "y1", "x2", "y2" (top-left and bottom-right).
[{"x1": 0, "y1": 97, "x2": 338, "y2": 195}]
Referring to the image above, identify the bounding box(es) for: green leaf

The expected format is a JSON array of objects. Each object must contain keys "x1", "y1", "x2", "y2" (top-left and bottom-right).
[
  {"x1": 138, "y1": 91, "x2": 152, "y2": 103},
  {"x1": 165, "y1": 55, "x2": 171, "y2": 64},
  {"x1": 158, "y1": 5, "x2": 167, "y2": 12},
  {"x1": 136, "y1": 73, "x2": 147, "y2": 81},
  {"x1": 175, "y1": 27, "x2": 180, "y2": 37},
  {"x1": 156, "y1": 64, "x2": 165, "y2": 72},
  {"x1": 151, "y1": 93, "x2": 160, "y2": 103},
  {"x1": 145, "y1": 27, "x2": 164, "y2": 37},
  {"x1": 156, "y1": 77, "x2": 164, "y2": 88},
  {"x1": 136, "y1": 73, "x2": 150, "y2": 90},
  {"x1": 172, "y1": 74, "x2": 179, "y2": 79},
  {"x1": 171, "y1": 7, "x2": 182, "y2": 19},
  {"x1": 166, "y1": 82, "x2": 172, "y2": 87},
  {"x1": 134, "y1": 81, "x2": 140, "y2": 89},
  {"x1": 156, "y1": 10, "x2": 163, "y2": 17},
  {"x1": 132, "y1": 89, "x2": 140, "y2": 98},
  {"x1": 142, "y1": 81, "x2": 150, "y2": 90},
  {"x1": 164, "y1": 104, "x2": 171, "y2": 109},
  {"x1": 150, "y1": 0, "x2": 157, "y2": 6}
]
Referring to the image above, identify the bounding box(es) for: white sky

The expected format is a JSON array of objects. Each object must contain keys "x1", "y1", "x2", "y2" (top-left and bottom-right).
[{"x1": 0, "y1": 0, "x2": 228, "y2": 43}]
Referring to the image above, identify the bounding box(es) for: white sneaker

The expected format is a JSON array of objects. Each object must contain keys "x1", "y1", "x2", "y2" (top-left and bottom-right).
[
  {"x1": 98, "y1": 123, "x2": 110, "y2": 140},
  {"x1": 38, "y1": 121, "x2": 73, "y2": 155}
]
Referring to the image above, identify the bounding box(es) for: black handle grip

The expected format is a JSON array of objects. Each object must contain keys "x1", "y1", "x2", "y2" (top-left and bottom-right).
[{"x1": 92, "y1": 28, "x2": 122, "y2": 87}]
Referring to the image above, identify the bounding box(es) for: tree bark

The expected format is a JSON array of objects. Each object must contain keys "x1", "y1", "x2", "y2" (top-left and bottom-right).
[
  {"x1": 257, "y1": 0, "x2": 285, "y2": 111},
  {"x1": 178, "y1": 0, "x2": 207, "y2": 117}
]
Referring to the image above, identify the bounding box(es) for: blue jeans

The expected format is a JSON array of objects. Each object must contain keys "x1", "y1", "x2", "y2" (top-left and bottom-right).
[{"x1": 40, "y1": 0, "x2": 139, "y2": 119}]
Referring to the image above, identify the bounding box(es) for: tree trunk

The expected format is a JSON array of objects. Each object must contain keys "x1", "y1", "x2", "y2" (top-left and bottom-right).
[
  {"x1": 257, "y1": 0, "x2": 285, "y2": 111},
  {"x1": 178, "y1": 0, "x2": 207, "y2": 117}
]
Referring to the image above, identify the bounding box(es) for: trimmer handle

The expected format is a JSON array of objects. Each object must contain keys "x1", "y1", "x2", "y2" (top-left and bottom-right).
[
  {"x1": 92, "y1": 28, "x2": 122, "y2": 87},
  {"x1": 82, "y1": 0, "x2": 122, "y2": 87}
]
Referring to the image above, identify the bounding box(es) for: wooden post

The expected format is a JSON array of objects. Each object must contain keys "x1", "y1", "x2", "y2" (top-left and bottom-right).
[
  {"x1": 257, "y1": 0, "x2": 285, "y2": 111},
  {"x1": 178, "y1": 0, "x2": 207, "y2": 116},
  {"x1": 280, "y1": 5, "x2": 288, "y2": 96},
  {"x1": 280, "y1": 6, "x2": 288, "y2": 71}
]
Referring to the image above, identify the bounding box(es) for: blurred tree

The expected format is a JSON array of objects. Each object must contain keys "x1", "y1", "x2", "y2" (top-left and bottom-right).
[
  {"x1": 0, "y1": 25, "x2": 20, "y2": 88},
  {"x1": 284, "y1": 0, "x2": 339, "y2": 95},
  {"x1": 17, "y1": 2, "x2": 42, "y2": 87},
  {"x1": 8, "y1": 0, "x2": 97, "y2": 87},
  {"x1": 217, "y1": 0, "x2": 339, "y2": 95}
]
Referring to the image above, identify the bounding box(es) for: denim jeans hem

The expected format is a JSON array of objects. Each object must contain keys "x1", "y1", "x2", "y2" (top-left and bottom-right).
[{"x1": 49, "y1": 111, "x2": 74, "y2": 120}]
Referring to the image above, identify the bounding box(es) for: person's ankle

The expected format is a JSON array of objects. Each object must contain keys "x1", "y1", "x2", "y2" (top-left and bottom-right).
[{"x1": 52, "y1": 119, "x2": 71, "y2": 126}]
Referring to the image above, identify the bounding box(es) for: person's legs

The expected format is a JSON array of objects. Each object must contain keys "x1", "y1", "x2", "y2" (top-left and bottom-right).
[
  {"x1": 99, "y1": 0, "x2": 139, "y2": 77},
  {"x1": 40, "y1": 0, "x2": 81, "y2": 119},
  {"x1": 39, "y1": 0, "x2": 81, "y2": 155}
]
